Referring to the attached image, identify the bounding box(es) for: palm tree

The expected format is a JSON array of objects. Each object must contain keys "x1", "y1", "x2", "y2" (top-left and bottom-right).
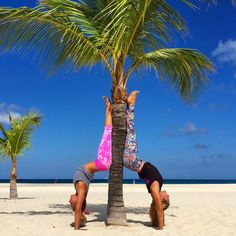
[
  {"x1": 0, "y1": 112, "x2": 41, "y2": 199},
  {"x1": 0, "y1": 0, "x2": 213, "y2": 223}
]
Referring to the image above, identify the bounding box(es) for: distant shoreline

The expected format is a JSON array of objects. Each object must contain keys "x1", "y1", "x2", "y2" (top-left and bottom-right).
[{"x1": 1, "y1": 179, "x2": 236, "y2": 184}]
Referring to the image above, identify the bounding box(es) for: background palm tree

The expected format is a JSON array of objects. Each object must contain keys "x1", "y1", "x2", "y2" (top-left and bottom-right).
[
  {"x1": 0, "y1": 112, "x2": 41, "y2": 199},
  {"x1": 0, "y1": 0, "x2": 213, "y2": 223}
]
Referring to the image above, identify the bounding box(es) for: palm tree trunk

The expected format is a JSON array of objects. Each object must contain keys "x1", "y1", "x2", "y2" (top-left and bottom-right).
[
  {"x1": 10, "y1": 158, "x2": 18, "y2": 199},
  {"x1": 106, "y1": 103, "x2": 127, "y2": 225}
]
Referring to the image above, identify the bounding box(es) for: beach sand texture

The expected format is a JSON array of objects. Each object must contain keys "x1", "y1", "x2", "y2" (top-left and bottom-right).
[{"x1": 0, "y1": 183, "x2": 236, "y2": 236}]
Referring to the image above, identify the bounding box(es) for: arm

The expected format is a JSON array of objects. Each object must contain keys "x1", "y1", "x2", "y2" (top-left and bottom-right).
[
  {"x1": 150, "y1": 181, "x2": 164, "y2": 230},
  {"x1": 74, "y1": 181, "x2": 87, "y2": 230}
]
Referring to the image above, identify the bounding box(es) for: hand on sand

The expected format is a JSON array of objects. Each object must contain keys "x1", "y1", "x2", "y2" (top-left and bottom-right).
[
  {"x1": 70, "y1": 214, "x2": 87, "y2": 228},
  {"x1": 155, "y1": 226, "x2": 163, "y2": 230},
  {"x1": 127, "y1": 91, "x2": 140, "y2": 105}
]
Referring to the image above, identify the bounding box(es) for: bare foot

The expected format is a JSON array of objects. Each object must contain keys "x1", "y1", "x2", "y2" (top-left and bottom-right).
[
  {"x1": 103, "y1": 96, "x2": 112, "y2": 111},
  {"x1": 127, "y1": 91, "x2": 140, "y2": 105}
]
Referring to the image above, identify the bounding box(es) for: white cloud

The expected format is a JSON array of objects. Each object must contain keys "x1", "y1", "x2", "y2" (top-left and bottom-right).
[
  {"x1": 0, "y1": 113, "x2": 10, "y2": 124},
  {"x1": 194, "y1": 143, "x2": 211, "y2": 150},
  {"x1": 160, "y1": 130, "x2": 176, "y2": 137},
  {"x1": 232, "y1": 0, "x2": 236, "y2": 7},
  {"x1": 166, "y1": 107, "x2": 172, "y2": 113},
  {"x1": 212, "y1": 82, "x2": 236, "y2": 95},
  {"x1": 0, "y1": 103, "x2": 22, "y2": 124},
  {"x1": 0, "y1": 112, "x2": 21, "y2": 124},
  {"x1": 200, "y1": 153, "x2": 232, "y2": 160},
  {"x1": 10, "y1": 111, "x2": 21, "y2": 119},
  {"x1": 206, "y1": 0, "x2": 236, "y2": 7},
  {"x1": 0, "y1": 103, "x2": 21, "y2": 111},
  {"x1": 212, "y1": 39, "x2": 236, "y2": 79},
  {"x1": 191, "y1": 103, "x2": 199, "y2": 111},
  {"x1": 208, "y1": 103, "x2": 225, "y2": 111},
  {"x1": 179, "y1": 122, "x2": 207, "y2": 135},
  {"x1": 212, "y1": 39, "x2": 236, "y2": 63}
]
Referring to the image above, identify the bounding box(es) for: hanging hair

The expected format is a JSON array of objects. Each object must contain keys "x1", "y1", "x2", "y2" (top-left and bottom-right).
[
  {"x1": 149, "y1": 200, "x2": 170, "y2": 226},
  {"x1": 162, "y1": 199, "x2": 169, "y2": 210}
]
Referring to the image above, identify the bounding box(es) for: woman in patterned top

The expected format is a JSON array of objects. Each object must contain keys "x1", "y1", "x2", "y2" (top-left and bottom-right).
[{"x1": 123, "y1": 91, "x2": 170, "y2": 230}]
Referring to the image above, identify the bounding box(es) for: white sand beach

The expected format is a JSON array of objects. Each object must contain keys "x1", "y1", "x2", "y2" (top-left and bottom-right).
[{"x1": 0, "y1": 183, "x2": 236, "y2": 236}]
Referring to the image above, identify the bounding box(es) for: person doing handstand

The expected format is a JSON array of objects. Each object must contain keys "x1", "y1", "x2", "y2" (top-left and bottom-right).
[
  {"x1": 70, "y1": 96, "x2": 112, "y2": 230},
  {"x1": 123, "y1": 91, "x2": 169, "y2": 230}
]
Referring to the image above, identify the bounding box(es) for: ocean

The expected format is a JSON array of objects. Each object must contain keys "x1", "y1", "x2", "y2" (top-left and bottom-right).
[{"x1": 0, "y1": 179, "x2": 236, "y2": 184}]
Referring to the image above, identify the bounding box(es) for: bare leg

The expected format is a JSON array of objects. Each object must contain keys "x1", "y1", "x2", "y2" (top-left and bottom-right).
[
  {"x1": 123, "y1": 91, "x2": 142, "y2": 171},
  {"x1": 86, "y1": 97, "x2": 112, "y2": 173},
  {"x1": 88, "y1": 96, "x2": 113, "y2": 172},
  {"x1": 127, "y1": 90, "x2": 140, "y2": 105},
  {"x1": 103, "y1": 96, "x2": 112, "y2": 126}
]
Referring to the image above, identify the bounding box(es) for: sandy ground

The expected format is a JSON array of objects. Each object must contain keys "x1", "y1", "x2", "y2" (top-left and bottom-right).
[{"x1": 0, "y1": 183, "x2": 236, "y2": 236}]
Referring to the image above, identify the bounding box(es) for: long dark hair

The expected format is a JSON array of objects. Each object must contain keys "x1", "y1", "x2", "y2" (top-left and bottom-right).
[{"x1": 149, "y1": 200, "x2": 169, "y2": 227}]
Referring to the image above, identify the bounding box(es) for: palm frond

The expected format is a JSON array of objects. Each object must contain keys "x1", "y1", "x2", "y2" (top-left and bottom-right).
[
  {"x1": 0, "y1": 123, "x2": 8, "y2": 139},
  {"x1": 0, "y1": 5, "x2": 105, "y2": 73},
  {"x1": 40, "y1": 0, "x2": 101, "y2": 40},
  {"x1": 180, "y1": 0, "x2": 198, "y2": 9},
  {"x1": 0, "y1": 137, "x2": 8, "y2": 158},
  {"x1": 0, "y1": 123, "x2": 10, "y2": 158},
  {"x1": 125, "y1": 0, "x2": 188, "y2": 56},
  {"x1": 97, "y1": 0, "x2": 188, "y2": 60},
  {"x1": 0, "y1": 123, "x2": 12, "y2": 157},
  {"x1": 0, "y1": 112, "x2": 42, "y2": 159},
  {"x1": 127, "y1": 48, "x2": 214, "y2": 101},
  {"x1": 0, "y1": 0, "x2": 214, "y2": 97}
]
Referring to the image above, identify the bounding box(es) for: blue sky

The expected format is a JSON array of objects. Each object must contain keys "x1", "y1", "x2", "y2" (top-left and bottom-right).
[{"x1": 0, "y1": 0, "x2": 236, "y2": 180}]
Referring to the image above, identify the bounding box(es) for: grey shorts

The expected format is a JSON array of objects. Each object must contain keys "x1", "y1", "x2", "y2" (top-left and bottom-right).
[{"x1": 73, "y1": 166, "x2": 94, "y2": 189}]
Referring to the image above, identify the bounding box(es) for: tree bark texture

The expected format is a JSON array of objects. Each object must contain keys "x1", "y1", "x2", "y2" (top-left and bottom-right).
[
  {"x1": 106, "y1": 103, "x2": 127, "y2": 225},
  {"x1": 10, "y1": 159, "x2": 18, "y2": 199}
]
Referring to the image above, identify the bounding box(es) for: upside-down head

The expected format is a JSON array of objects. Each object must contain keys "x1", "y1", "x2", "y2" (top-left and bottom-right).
[{"x1": 69, "y1": 193, "x2": 86, "y2": 212}]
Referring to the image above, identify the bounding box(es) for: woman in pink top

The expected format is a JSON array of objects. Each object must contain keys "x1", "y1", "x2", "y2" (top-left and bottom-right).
[{"x1": 71, "y1": 96, "x2": 113, "y2": 230}]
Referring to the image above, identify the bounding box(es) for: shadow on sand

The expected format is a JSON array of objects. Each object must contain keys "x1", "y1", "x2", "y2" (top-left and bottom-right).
[
  {"x1": 0, "y1": 210, "x2": 72, "y2": 215},
  {"x1": 0, "y1": 197, "x2": 35, "y2": 200},
  {"x1": 0, "y1": 202, "x2": 177, "y2": 225},
  {"x1": 0, "y1": 203, "x2": 72, "y2": 216}
]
